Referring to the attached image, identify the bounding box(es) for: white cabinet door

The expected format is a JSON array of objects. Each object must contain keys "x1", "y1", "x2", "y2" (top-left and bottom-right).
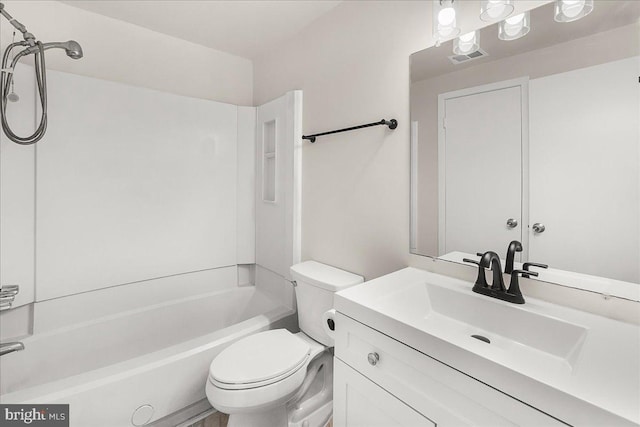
[
  {"x1": 438, "y1": 79, "x2": 527, "y2": 258},
  {"x1": 333, "y1": 359, "x2": 435, "y2": 427}
]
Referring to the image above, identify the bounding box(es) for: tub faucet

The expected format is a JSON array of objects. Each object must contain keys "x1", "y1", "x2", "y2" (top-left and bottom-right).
[
  {"x1": 0, "y1": 285, "x2": 20, "y2": 311},
  {"x1": 0, "y1": 342, "x2": 24, "y2": 356}
]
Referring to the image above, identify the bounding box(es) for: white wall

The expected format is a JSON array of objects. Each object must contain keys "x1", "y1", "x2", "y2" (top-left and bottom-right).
[
  {"x1": 35, "y1": 70, "x2": 239, "y2": 300},
  {"x1": 1, "y1": 70, "x2": 260, "y2": 343},
  {"x1": 253, "y1": 1, "x2": 549, "y2": 280},
  {"x1": 237, "y1": 107, "x2": 257, "y2": 265},
  {"x1": 0, "y1": 0, "x2": 253, "y2": 105},
  {"x1": 255, "y1": 91, "x2": 302, "y2": 281},
  {"x1": 0, "y1": 64, "x2": 36, "y2": 309},
  {"x1": 0, "y1": 0, "x2": 256, "y2": 314},
  {"x1": 1, "y1": 67, "x2": 258, "y2": 338}
]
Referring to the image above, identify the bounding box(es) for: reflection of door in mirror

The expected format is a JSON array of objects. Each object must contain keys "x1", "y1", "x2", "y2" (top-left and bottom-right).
[
  {"x1": 410, "y1": 0, "x2": 640, "y2": 286},
  {"x1": 438, "y1": 79, "x2": 527, "y2": 259},
  {"x1": 529, "y1": 57, "x2": 638, "y2": 283}
]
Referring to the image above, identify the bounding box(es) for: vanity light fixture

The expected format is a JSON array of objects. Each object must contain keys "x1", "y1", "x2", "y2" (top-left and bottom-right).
[
  {"x1": 554, "y1": 0, "x2": 594, "y2": 22},
  {"x1": 498, "y1": 11, "x2": 530, "y2": 41},
  {"x1": 433, "y1": 0, "x2": 460, "y2": 46},
  {"x1": 480, "y1": 0, "x2": 514, "y2": 22},
  {"x1": 454, "y1": 31, "x2": 480, "y2": 55}
]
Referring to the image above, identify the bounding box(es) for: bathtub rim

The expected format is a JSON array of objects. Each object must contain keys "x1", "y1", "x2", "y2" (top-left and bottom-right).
[{"x1": 1, "y1": 305, "x2": 295, "y2": 403}]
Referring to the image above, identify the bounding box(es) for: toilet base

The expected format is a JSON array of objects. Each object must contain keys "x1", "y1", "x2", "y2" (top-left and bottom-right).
[
  {"x1": 226, "y1": 352, "x2": 334, "y2": 427},
  {"x1": 227, "y1": 403, "x2": 332, "y2": 427},
  {"x1": 288, "y1": 400, "x2": 332, "y2": 427}
]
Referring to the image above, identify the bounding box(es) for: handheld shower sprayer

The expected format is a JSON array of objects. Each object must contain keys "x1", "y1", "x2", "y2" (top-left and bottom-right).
[
  {"x1": 21, "y1": 41, "x2": 84, "y2": 59},
  {"x1": 0, "y1": 2, "x2": 84, "y2": 145}
]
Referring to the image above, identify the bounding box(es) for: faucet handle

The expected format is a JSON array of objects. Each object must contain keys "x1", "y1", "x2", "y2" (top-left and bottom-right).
[
  {"x1": 523, "y1": 262, "x2": 548, "y2": 278},
  {"x1": 0, "y1": 285, "x2": 19, "y2": 299},
  {"x1": 511, "y1": 269, "x2": 538, "y2": 279}
]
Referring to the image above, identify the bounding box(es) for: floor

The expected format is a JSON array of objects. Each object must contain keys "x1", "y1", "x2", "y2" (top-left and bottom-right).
[
  {"x1": 187, "y1": 411, "x2": 229, "y2": 427},
  {"x1": 187, "y1": 411, "x2": 333, "y2": 427}
]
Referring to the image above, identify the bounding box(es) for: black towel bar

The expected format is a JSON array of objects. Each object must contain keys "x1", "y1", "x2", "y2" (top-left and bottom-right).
[{"x1": 302, "y1": 119, "x2": 397, "y2": 143}]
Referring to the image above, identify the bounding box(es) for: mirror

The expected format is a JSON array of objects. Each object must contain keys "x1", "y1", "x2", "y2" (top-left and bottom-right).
[{"x1": 410, "y1": 1, "x2": 639, "y2": 288}]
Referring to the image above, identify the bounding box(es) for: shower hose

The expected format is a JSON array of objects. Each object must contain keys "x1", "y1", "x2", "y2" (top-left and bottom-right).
[{"x1": 0, "y1": 41, "x2": 48, "y2": 145}]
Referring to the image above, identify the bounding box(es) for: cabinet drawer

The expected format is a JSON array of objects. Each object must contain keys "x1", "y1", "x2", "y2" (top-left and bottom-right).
[
  {"x1": 335, "y1": 313, "x2": 566, "y2": 427},
  {"x1": 334, "y1": 358, "x2": 435, "y2": 427}
]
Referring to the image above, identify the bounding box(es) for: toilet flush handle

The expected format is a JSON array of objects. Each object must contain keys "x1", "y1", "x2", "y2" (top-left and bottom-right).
[
  {"x1": 322, "y1": 309, "x2": 337, "y2": 341},
  {"x1": 327, "y1": 318, "x2": 335, "y2": 331}
]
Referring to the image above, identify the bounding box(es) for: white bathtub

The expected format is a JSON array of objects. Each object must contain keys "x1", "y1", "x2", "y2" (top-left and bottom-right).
[{"x1": 0, "y1": 286, "x2": 296, "y2": 426}]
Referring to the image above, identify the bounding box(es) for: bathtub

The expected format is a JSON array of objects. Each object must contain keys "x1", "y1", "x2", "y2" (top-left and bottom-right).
[{"x1": 0, "y1": 286, "x2": 296, "y2": 426}]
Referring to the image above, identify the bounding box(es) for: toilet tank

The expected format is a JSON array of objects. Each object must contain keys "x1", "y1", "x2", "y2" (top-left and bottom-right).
[{"x1": 290, "y1": 261, "x2": 363, "y2": 346}]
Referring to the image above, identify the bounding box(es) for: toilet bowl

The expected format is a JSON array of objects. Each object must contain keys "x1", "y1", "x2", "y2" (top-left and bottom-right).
[{"x1": 206, "y1": 261, "x2": 363, "y2": 427}]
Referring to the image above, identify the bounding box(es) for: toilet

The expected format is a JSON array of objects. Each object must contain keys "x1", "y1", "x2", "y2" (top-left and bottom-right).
[{"x1": 206, "y1": 261, "x2": 363, "y2": 427}]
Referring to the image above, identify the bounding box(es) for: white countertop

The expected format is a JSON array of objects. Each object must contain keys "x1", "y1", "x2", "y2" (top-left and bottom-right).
[{"x1": 335, "y1": 267, "x2": 640, "y2": 426}]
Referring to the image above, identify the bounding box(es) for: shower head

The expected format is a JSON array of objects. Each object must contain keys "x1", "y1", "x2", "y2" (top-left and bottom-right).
[
  {"x1": 22, "y1": 40, "x2": 83, "y2": 59},
  {"x1": 62, "y1": 40, "x2": 83, "y2": 59}
]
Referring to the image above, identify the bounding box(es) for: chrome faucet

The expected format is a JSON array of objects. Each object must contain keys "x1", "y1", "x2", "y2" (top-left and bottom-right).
[{"x1": 0, "y1": 342, "x2": 25, "y2": 356}]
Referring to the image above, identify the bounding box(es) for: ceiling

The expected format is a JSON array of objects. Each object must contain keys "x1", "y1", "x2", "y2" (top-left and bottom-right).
[{"x1": 61, "y1": 0, "x2": 342, "y2": 60}]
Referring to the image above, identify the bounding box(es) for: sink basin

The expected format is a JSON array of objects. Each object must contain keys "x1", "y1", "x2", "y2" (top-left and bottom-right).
[
  {"x1": 373, "y1": 279, "x2": 587, "y2": 373},
  {"x1": 339, "y1": 268, "x2": 588, "y2": 377}
]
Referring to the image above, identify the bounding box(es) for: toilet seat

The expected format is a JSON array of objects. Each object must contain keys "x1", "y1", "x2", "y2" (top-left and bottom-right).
[
  {"x1": 209, "y1": 329, "x2": 311, "y2": 390},
  {"x1": 206, "y1": 330, "x2": 327, "y2": 415}
]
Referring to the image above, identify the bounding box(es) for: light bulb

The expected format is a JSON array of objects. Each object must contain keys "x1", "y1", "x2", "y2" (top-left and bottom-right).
[
  {"x1": 438, "y1": 7, "x2": 456, "y2": 26},
  {"x1": 480, "y1": 0, "x2": 514, "y2": 22},
  {"x1": 561, "y1": 0, "x2": 585, "y2": 18},
  {"x1": 487, "y1": 4, "x2": 506, "y2": 19},
  {"x1": 504, "y1": 22, "x2": 521, "y2": 37},
  {"x1": 498, "y1": 11, "x2": 530, "y2": 41},
  {"x1": 505, "y1": 13, "x2": 524, "y2": 25},
  {"x1": 459, "y1": 32, "x2": 475, "y2": 42},
  {"x1": 554, "y1": 0, "x2": 593, "y2": 22},
  {"x1": 433, "y1": 0, "x2": 460, "y2": 42},
  {"x1": 453, "y1": 30, "x2": 480, "y2": 55}
]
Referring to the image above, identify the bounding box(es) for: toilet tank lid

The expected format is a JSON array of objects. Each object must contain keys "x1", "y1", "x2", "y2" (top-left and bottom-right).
[{"x1": 290, "y1": 261, "x2": 363, "y2": 291}]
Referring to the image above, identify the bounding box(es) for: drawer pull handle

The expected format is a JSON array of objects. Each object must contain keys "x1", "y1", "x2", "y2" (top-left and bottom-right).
[{"x1": 367, "y1": 352, "x2": 380, "y2": 366}]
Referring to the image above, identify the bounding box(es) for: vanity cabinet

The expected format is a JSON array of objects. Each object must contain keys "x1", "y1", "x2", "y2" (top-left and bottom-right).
[{"x1": 333, "y1": 313, "x2": 565, "y2": 427}]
